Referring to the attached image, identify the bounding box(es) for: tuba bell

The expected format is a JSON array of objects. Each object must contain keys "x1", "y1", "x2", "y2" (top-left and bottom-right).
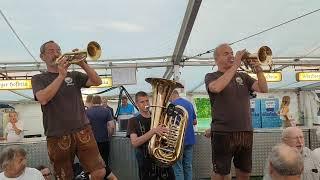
[
  {"x1": 241, "y1": 46, "x2": 272, "y2": 73},
  {"x1": 55, "y1": 41, "x2": 101, "y2": 64},
  {"x1": 146, "y1": 78, "x2": 188, "y2": 167}
]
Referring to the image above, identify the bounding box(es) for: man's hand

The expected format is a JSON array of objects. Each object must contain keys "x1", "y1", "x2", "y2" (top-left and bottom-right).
[
  {"x1": 72, "y1": 48, "x2": 87, "y2": 65},
  {"x1": 152, "y1": 125, "x2": 169, "y2": 137},
  {"x1": 234, "y1": 49, "x2": 247, "y2": 68},
  {"x1": 204, "y1": 128, "x2": 211, "y2": 138},
  {"x1": 56, "y1": 56, "x2": 70, "y2": 78},
  {"x1": 249, "y1": 59, "x2": 263, "y2": 73}
]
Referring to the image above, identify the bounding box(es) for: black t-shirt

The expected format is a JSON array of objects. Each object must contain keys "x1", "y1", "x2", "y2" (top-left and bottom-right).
[
  {"x1": 127, "y1": 114, "x2": 151, "y2": 151},
  {"x1": 205, "y1": 71, "x2": 255, "y2": 132},
  {"x1": 31, "y1": 71, "x2": 89, "y2": 137},
  {"x1": 127, "y1": 114, "x2": 175, "y2": 180}
]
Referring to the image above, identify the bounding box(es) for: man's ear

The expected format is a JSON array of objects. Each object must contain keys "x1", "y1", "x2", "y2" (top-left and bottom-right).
[
  {"x1": 40, "y1": 54, "x2": 44, "y2": 61},
  {"x1": 269, "y1": 162, "x2": 274, "y2": 176}
]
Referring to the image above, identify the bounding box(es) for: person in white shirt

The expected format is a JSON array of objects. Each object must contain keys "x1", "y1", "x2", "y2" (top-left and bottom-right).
[
  {"x1": 268, "y1": 143, "x2": 303, "y2": 180},
  {"x1": 263, "y1": 127, "x2": 320, "y2": 180},
  {"x1": 0, "y1": 145, "x2": 44, "y2": 179},
  {"x1": 4, "y1": 111, "x2": 23, "y2": 142}
]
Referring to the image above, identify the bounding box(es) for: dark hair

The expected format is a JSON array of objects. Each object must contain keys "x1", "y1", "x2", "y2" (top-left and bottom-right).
[
  {"x1": 0, "y1": 146, "x2": 27, "y2": 170},
  {"x1": 92, "y1": 95, "x2": 102, "y2": 105},
  {"x1": 40, "y1": 40, "x2": 55, "y2": 55},
  {"x1": 85, "y1": 95, "x2": 93, "y2": 103},
  {"x1": 135, "y1": 91, "x2": 148, "y2": 102}
]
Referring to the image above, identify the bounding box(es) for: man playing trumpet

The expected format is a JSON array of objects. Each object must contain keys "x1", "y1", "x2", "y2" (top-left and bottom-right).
[
  {"x1": 204, "y1": 43, "x2": 268, "y2": 180},
  {"x1": 31, "y1": 41, "x2": 106, "y2": 180}
]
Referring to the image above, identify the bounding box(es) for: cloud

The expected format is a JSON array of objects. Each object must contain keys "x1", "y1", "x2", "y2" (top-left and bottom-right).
[{"x1": 107, "y1": 21, "x2": 145, "y2": 32}]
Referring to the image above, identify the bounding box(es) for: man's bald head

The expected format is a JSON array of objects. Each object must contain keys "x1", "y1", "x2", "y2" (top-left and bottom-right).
[
  {"x1": 281, "y1": 127, "x2": 305, "y2": 153},
  {"x1": 213, "y1": 43, "x2": 230, "y2": 60},
  {"x1": 269, "y1": 143, "x2": 303, "y2": 177}
]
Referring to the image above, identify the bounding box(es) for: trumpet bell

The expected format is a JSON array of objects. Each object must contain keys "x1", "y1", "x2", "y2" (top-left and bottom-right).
[
  {"x1": 257, "y1": 46, "x2": 272, "y2": 65},
  {"x1": 87, "y1": 41, "x2": 101, "y2": 60},
  {"x1": 55, "y1": 41, "x2": 102, "y2": 64},
  {"x1": 241, "y1": 46, "x2": 273, "y2": 73}
]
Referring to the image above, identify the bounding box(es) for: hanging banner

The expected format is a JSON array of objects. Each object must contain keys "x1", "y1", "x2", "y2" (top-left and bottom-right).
[
  {"x1": 296, "y1": 72, "x2": 320, "y2": 81},
  {"x1": 91, "y1": 77, "x2": 113, "y2": 88},
  {"x1": 0, "y1": 80, "x2": 32, "y2": 90},
  {"x1": 248, "y1": 72, "x2": 282, "y2": 82}
]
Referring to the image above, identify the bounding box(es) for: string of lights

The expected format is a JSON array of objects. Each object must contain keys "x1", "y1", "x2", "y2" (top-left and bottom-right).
[
  {"x1": 0, "y1": 10, "x2": 38, "y2": 63},
  {"x1": 182, "y1": 8, "x2": 320, "y2": 62}
]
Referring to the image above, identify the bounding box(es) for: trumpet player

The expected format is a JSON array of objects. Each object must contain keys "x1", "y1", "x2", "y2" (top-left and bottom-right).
[
  {"x1": 31, "y1": 41, "x2": 105, "y2": 180},
  {"x1": 204, "y1": 43, "x2": 268, "y2": 180}
]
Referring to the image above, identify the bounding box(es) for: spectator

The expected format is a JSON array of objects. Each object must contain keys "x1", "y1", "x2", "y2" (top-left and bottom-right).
[
  {"x1": 102, "y1": 96, "x2": 115, "y2": 120},
  {"x1": 86, "y1": 95, "x2": 117, "y2": 180},
  {"x1": 36, "y1": 165, "x2": 53, "y2": 180},
  {"x1": 118, "y1": 96, "x2": 135, "y2": 115},
  {"x1": 170, "y1": 89, "x2": 197, "y2": 180},
  {"x1": 263, "y1": 127, "x2": 320, "y2": 180},
  {"x1": 0, "y1": 145, "x2": 44, "y2": 179},
  {"x1": 5, "y1": 111, "x2": 23, "y2": 142},
  {"x1": 267, "y1": 143, "x2": 303, "y2": 180}
]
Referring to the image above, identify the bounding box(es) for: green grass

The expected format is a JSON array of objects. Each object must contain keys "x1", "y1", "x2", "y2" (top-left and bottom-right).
[{"x1": 197, "y1": 118, "x2": 211, "y2": 132}]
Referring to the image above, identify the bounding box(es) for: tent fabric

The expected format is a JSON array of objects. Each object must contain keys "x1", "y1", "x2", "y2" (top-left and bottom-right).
[{"x1": 300, "y1": 91, "x2": 320, "y2": 126}]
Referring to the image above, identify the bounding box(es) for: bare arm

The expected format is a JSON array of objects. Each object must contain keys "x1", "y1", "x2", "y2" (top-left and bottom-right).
[
  {"x1": 12, "y1": 123, "x2": 22, "y2": 135},
  {"x1": 130, "y1": 126, "x2": 168, "y2": 148},
  {"x1": 107, "y1": 120, "x2": 115, "y2": 137},
  {"x1": 251, "y1": 66, "x2": 268, "y2": 93},
  {"x1": 208, "y1": 50, "x2": 245, "y2": 93},
  {"x1": 35, "y1": 58, "x2": 69, "y2": 105},
  {"x1": 77, "y1": 61, "x2": 102, "y2": 86}
]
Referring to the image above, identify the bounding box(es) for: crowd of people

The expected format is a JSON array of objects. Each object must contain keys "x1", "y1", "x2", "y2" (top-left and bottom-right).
[{"x1": 0, "y1": 41, "x2": 319, "y2": 180}]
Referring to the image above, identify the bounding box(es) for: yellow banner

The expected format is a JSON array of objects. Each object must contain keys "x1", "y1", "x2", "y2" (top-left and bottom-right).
[
  {"x1": 0, "y1": 80, "x2": 32, "y2": 90},
  {"x1": 249, "y1": 72, "x2": 282, "y2": 82},
  {"x1": 92, "y1": 77, "x2": 113, "y2": 88},
  {"x1": 296, "y1": 72, "x2": 320, "y2": 81}
]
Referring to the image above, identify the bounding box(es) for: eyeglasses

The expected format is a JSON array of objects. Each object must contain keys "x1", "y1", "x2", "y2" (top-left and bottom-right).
[
  {"x1": 43, "y1": 172, "x2": 52, "y2": 177},
  {"x1": 284, "y1": 136, "x2": 304, "y2": 141}
]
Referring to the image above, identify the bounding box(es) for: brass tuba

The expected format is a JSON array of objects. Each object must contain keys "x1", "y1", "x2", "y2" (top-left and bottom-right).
[
  {"x1": 146, "y1": 78, "x2": 188, "y2": 167},
  {"x1": 241, "y1": 46, "x2": 272, "y2": 73},
  {"x1": 55, "y1": 41, "x2": 101, "y2": 64}
]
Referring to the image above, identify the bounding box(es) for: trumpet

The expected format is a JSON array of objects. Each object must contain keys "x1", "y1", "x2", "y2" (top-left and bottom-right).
[
  {"x1": 55, "y1": 41, "x2": 101, "y2": 64},
  {"x1": 241, "y1": 46, "x2": 272, "y2": 73}
]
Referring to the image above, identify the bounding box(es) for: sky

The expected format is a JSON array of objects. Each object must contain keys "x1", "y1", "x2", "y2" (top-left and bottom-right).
[{"x1": 0, "y1": 0, "x2": 320, "y2": 101}]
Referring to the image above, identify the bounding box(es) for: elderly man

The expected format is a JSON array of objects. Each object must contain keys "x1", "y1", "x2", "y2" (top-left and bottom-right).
[
  {"x1": 263, "y1": 127, "x2": 320, "y2": 180},
  {"x1": 268, "y1": 143, "x2": 303, "y2": 180}
]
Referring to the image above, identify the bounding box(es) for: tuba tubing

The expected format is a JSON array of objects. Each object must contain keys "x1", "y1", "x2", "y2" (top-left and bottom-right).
[{"x1": 146, "y1": 78, "x2": 188, "y2": 167}]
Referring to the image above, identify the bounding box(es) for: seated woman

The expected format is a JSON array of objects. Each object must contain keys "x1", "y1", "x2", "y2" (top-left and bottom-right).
[
  {"x1": 0, "y1": 145, "x2": 44, "y2": 179},
  {"x1": 279, "y1": 96, "x2": 295, "y2": 128}
]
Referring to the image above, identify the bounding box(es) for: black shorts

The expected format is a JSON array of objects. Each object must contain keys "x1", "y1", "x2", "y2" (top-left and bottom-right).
[{"x1": 211, "y1": 131, "x2": 253, "y2": 175}]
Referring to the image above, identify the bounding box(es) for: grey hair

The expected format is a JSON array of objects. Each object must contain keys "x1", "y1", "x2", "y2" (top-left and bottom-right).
[
  {"x1": 0, "y1": 146, "x2": 27, "y2": 170},
  {"x1": 213, "y1": 43, "x2": 229, "y2": 60},
  {"x1": 268, "y1": 143, "x2": 303, "y2": 176},
  {"x1": 40, "y1": 40, "x2": 55, "y2": 55}
]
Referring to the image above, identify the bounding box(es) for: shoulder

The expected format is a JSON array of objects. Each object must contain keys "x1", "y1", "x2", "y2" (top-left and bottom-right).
[
  {"x1": 31, "y1": 72, "x2": 48, "y2": 81},
  {"x1": 24, "y1": 167, "x2": 43, "y2": 176}
]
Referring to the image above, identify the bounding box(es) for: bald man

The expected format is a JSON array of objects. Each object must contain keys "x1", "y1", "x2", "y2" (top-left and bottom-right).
[
  {"x1": 204, "y1": 43, "x2": 268, "y2": 180},
  {"x1": 263, "y1": 127, "x2": 320, "y2": 180},
  {"x1": 268, "y1": 143, "x2": 303, "y2": 180}
]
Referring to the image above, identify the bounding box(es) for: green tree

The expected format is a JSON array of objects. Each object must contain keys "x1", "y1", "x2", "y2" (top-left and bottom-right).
[{"x1": 194, "y1": 98, "x2": 211, "y2": 118}]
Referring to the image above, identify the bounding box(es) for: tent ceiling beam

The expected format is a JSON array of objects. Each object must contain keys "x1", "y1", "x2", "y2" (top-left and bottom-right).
[
  {"x1": 163, "y1": 0, "x2": 202, "y2": 79},
  {"x1": 188, "y1": 80, "x2": 205, "y2": 93},
  {"x1": 1, "y1": 58, "x2": 320, "y2": 73}
]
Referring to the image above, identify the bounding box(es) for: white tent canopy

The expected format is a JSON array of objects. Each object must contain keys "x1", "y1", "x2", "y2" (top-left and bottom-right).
[{"x1": 1, "y1": 0, "x2": 320, "y2": 102}]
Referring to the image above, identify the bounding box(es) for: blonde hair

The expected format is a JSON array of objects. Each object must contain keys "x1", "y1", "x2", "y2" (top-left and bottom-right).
[{"x1": 280, "y1": 96, "x2": 290, "y2": 109}]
